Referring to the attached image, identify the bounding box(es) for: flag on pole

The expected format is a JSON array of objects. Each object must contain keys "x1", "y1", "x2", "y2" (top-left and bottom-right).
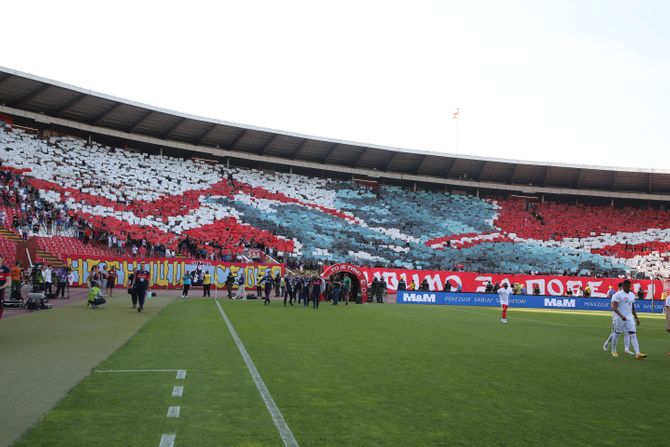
[{"x1": 453, "y1": 107, "x2": 460, "y2": 120}]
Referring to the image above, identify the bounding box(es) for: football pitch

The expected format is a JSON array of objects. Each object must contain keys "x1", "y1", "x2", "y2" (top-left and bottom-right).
[{"x1": 7, "y1": 296, "x2": 670, "y2": 447}]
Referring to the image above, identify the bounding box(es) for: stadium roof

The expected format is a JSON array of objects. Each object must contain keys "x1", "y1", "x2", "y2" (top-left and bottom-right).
[{"x1": 1, "y1": 66, "x2": 669, "y2": 202}]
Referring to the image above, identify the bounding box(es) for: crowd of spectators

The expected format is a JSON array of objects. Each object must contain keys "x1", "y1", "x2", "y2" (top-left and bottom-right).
[
  {"x1": 1, "y1": 169, "x2": 74, "y2": 238},
  {"x1": 0, "y1": 167, "x2": 287, "y2": 263},
  {"x1": 0, "y1": 122, "x2": 668, "y2": 279}
]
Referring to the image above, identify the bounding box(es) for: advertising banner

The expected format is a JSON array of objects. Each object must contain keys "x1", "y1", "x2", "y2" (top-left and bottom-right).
[
  {"x1": 64, "y1": 255, "x2": 283, "y2": 289},
  {"x1": 365, "y1": 267, "x2": 664, "y2": 299},
  {"x1": 396, "y1": 291, "x2": 666, "y2": 313}
]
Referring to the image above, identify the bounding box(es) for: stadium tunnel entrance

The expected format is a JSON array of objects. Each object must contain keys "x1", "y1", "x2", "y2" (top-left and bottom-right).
[{"x1": 321, "y1": 263, "x2": 368, "y2": 303}]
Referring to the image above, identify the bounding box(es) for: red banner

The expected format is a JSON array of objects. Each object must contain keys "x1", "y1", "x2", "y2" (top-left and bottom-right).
[{"x1": 363, "y1": 267, "x2": 664, "y2": 299}]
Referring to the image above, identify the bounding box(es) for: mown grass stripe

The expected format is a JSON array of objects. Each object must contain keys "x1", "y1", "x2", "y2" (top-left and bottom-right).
[{"x1": 215, "y1": 299, "x2": 299, "y2": 447}]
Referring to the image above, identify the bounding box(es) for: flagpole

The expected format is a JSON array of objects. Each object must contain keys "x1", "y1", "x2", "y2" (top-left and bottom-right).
[
  {"x1": 456, "y1": 115, "x2": 459, "y2": 154},
  {"x1": 453, "y1": 107, "x2": 460, "y2": 154}
]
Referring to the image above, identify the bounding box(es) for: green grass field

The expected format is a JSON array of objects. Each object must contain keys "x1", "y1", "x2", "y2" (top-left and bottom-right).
[{"x1": 13, "y1": 298, "x2": 670, "y2": 447}]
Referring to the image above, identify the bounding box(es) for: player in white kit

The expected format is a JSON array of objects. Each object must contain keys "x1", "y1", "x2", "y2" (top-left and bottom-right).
[
  {"x1": 603, "y1": 283, "x2": 632, "y2": 354},
  {"x1": 610, "y1": 279, "x2": 646, "y2": 359},
  {"x1": 498, "y1": 283, "x2": 511, "y2": 323}
]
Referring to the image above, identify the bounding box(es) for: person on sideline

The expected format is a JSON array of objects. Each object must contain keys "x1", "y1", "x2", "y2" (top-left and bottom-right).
[
  {"x1": 310, "y1": 275, "x2": 322, "y2": 309},
  {"x1": 55, "y1": 266, "x2": 69, "y2": 299},
  {"x1": 332, "y1": 274, "x2": 342, "y2": 305},
  {"x1": 10, "y1": 261, "x2": 22, "y2": 300},
  {"x1": 181, "y1": 271, "x2": 192, "y2": 298},
  {"x1": 263, "y1": 273, "x2": 273, "y2": 306},
  {"x1": 133, "y1": 264, "x2": 151, "y2": 312},
  {"x1": 0, "y1": 256, "x2": 10, "y2": 320},
  {"x1": 106, "y1": 267, "x2": 117, "y2": 296},
  {"x1": 234, "y1": 271, "x2": 247, "y2": 300},
  {"x1": 43, "y1": 264, "x2": 53, "y2": 296},
  {"x1": 127, "y1": 272, "x2": 138, "y2": 308},
  {"x1": 225, "y1": 273, "x2": 235, "y2": 299},
  {"x1": 284, "y1": 275, "x2": 294, "y2": 306},
  {"x1": 342, "y1": 274, "x2": 352, "y2": 305},
  {"x1": 202, "y1": 270, "x2": 211, "y2": 297},
  {"x1": 87, "y1": 281, "x2": 106, "y2": 308},
  {"x1": 498, "y1": 283, "x2": 511, "y2": 324}
]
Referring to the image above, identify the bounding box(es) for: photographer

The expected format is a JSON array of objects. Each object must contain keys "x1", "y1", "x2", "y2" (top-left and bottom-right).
[
  {"x1": 31, "y1": 264, "x2": 45, "y2": 292},
  {"x1": 87, "y1": 281, "x2": 106, "y2": 308},
  {"x1": 224, "y1": 273, "x2": 235, "y2": 299}
]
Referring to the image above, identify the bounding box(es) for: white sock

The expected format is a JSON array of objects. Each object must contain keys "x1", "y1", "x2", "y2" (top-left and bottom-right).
[
  {"x1": 604, "y1": 333, "x2": 613, "y2": 348},
  {"x1": 624, "y1": 332, "x2": 630, "y2": 352},
  {"x1": 630, "y1": 333, "x2": 640, "y2": 355},
  {"x1": 611, "y1": 333, "x2": 620, "y2": 352}
]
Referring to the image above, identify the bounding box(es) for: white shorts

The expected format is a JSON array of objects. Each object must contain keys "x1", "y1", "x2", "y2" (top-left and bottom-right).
[{"x1": 614, "y1": 318, "x2": 636, "y2": 333}]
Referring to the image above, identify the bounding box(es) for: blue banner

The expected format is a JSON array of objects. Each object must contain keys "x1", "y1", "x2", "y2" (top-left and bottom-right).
[{"x1": 396, "y1": 292, "x2": 665, "y2": 313}]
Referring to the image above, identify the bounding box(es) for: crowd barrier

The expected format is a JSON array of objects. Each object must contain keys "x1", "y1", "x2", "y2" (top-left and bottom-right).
[{"x1": 396, "y1": 291, "x2": 666, "y2": 313}]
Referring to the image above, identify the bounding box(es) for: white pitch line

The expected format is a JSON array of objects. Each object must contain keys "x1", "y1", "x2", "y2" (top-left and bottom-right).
[
  {"x1": 159, "y1": 434, "x2": 176, "y2": 447},
  {"x1": 95, "y1": 369, "x2": 183, "y2": 373},
  {"x1": 215, "y1": 299, "x2": 299, "y2": 447},
  {"x1": 167, "y1": 406, "x2": 181, "y2": 418},
  {"x1": 172, "y1": 386, "x2": 184, "y2": 397},
  {"x1": 176, "y1": 370, "x2": 187, "y2": 379}
]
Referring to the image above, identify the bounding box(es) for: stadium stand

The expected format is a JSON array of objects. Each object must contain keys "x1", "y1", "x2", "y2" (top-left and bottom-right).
[
  {"x1": 0, "y1": 232, "x2": 17, "y2": 265},
  {"x1": 34, "y1": 236, "x2": 117, "y2": 259},
  {"x1": 1, "y1": 122, "x2": 669, "y2": 278}
]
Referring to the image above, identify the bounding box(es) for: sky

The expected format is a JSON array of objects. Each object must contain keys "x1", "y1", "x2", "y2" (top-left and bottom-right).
[{"x1": 2, "y1": 0, "x2": 670, "y2": 170}]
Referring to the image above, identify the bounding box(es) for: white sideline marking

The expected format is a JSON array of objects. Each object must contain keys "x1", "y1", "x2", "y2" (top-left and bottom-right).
[
  {"x1": 159, "y1": 434, "x2": 176, "y2": 447},
  {"x1": 172, "y1": 386, "x2": 184, "y2": 397},
  {"x1": 95, "y1": 369, "x2": 183, "y2": 373},
  {"x1": 215, "y1": 299, "x2": 299, "y2": 447},
  {"x1": 167, "y1": 406, "x2": 181, "y2": 418},
  {"x1": 176, "y1": 370, "x2": 187, "y2": 379}
]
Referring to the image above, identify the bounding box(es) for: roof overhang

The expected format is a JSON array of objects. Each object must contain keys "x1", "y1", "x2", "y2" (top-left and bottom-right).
[{"x1": 1, "y1": 66, "x2": 669, "y2": 202}]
